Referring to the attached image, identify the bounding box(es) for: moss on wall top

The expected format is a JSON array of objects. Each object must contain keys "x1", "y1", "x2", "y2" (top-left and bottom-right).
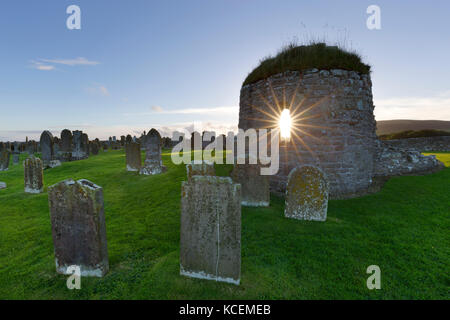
[{"x1": 243, "y1": 43, "x2": 371, "y2": 86}]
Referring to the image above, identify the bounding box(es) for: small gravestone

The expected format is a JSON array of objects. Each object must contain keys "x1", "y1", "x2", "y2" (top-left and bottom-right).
[
  {"x1": 180, "y1": 176, "x2": 241, "y2": 285},
  {"x1": 12, "y1": 153, "x2": 19, "y2": 165},
  {"x1": 0, "y1": 182, "x2": 6, "y2": 189},
  {"x1": 0, "y1": 150, "x2": 11, "y2": 171},
  {"x1": 125, "y1": 142, "x2": 141, "y2": 172},
  {"x1": 284, "y1": 166, "x2": 329, "y2": 221},
  {"x1": 24, "y1": 156, "x2": 44, "y2": 194},
  {"x1": 186, "y1": 161, "x2": 215, "y2": 180},
  {"x1": 140, "y1": 129, "x2": 166, "y2": 175},
  {"x1": 60, "y1": 129, "x2": 73, "y2": 162},
  {"x1": 48, "y1": 179, "x2": 109, "y2": 277},
  {"x1": 40, "y1": 130, "x2": 54, "y2": 168},
  {"x1": 231, "y1": 162, "x2": 270, "y2": 207}
]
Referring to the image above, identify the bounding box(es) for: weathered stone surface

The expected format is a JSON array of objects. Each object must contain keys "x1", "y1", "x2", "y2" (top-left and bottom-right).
[
  {"x1": 180, "y1": 176, "x2": 241, "y2": 285},
  {"x1": 186, "y1": 161, "x2": 215, "y2": 180},
  {"x1": 12, "y1": 153, "x2": 19, "y2": 165},
  {"x1": 72, "y1": 130, "x2": 88, "y2": 160},
  {"x1": 231, "y1": 162, "x2": 270, "y2": 207},
  {"x1": 284, "y1": 166, "x2": 329, "y2": 221},
  {"x1": 60, "y1": 129, "x2": 73, "y2": 162},
  {"x1": 140, "y1": 129, "x2": 166, "y2": 175},
  {"x1": 90, "y1": 142, "x2": 99, "y2": 155},
  {"x1": 381, "y1": 136, "x2": 450, "y2": 152},
  {"x1": 48, "y1": 179, "x2": 109, "y2": 277},
  {"x1": 125, "y1": 142, "x2": 141, "y2": 172},
  {"x1": 0, "y1": 182, "x2": 6, "y2": 190},
  {"x1": 40, "y1": 130, "x2": 54, "y2": 168},
  {"x1": 0, "y1": 150, "x2": 10, "y2": 171},
  {"x1": 24, "y1": 157, "x2": 44, "y2": 194}
]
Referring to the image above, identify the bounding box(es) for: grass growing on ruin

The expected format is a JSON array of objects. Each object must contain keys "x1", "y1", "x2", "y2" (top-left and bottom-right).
[
  {"x1": 0, "y1": 151, "x2": 448, "y2": 299},
  {"x1": 243, "y1": 42, "x2": 371, "y2": 85}
]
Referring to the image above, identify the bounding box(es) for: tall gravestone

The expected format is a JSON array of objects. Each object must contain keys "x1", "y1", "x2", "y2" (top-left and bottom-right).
[
  {"x1": 90, "y1": 141, "x2": 99, "y2": 155},
  {"x1": 72, "y1": 130, "x2": 84, "y2": 160},
  {"x1": 0, "y1": 150, "x2": 11, "y2": 171},
  {"x1": 231, "y1": 162, "x2": 270, "y2": 207},
  {"x1": 81, "y1": 133, "x2": 89, "y2": 156},
  {"x1": 48, "y1": 179, "x2": 109, "y2": 277},
  {"x1": 60, "y1": 129, "x2": 73, "y2": 162},
  {"x1": 140, "y1": 129, "x2": 166, "y2": 175},
  {"x1": 284, "y1": 166, "x2": 329, "y2": 221},
  {"x1": 40, "y1": 131, "x2": 54, "y2": 168},
  {"x1": 186, "y1": 161, "x2": 215, "y2": 180},
  {"x1": 180, "y1": 176, "x2": 241, "y2": 285},
  {"x1": 125, "y1": 142, "x2": 141, "y2": 172},
  {"x1": 24, "y1": 156, "x2": 44, "y2": 193}
]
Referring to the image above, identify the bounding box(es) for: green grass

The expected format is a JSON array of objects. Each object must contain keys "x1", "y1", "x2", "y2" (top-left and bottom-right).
[
  {"x1": 0, "y1": 151, "x2": 449, "y2": 300},
  {"x1": 243, "y1": 42, "x2": 371, "y2": 86}
]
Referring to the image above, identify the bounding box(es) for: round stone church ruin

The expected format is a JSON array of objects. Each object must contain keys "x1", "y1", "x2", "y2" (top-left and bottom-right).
[{"x1": 239, "y1": 43, "x2": 443, "y2": 199}]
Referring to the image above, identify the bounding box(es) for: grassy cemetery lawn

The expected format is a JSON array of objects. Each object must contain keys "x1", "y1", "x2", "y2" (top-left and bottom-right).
[{"x1": 0, "y1": 150, "x2": 448, "y2": 300}]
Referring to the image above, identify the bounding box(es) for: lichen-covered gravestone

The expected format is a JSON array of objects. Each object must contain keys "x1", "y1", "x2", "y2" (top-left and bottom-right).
[
  {"x1": 186, "y1": 161, "x2": 215, "y2": 180},
  {"x1": 48, "y1": 179, "x2": 109, "y2": 277},
  {"x1": 140, "y1": 129, "x2": 166, "y2": 175},
  {"x1": 40, "y1": 130, "x2": 54, "y2": 168},
  {"x1": 231, "y1": 162, "x2": 270, "y2": 207},
  {"x1": 180, "y1": 176, "x2": 241, "y2": 285},
  {"x1": 60, "y1": 129, "x2": 73, "y2": 162},
  {"x1": 24, "y1": 157, "x2": 44, "y2": 193},
  {"x1": 125, "y1": 142, "x2": 141, "y2": 172},
  {"x1": 0, "y1": 150, "x2": 11, "y2": 171},
  {"x1": 284, "y1": 166, "x2": 329, "y2": 221}
]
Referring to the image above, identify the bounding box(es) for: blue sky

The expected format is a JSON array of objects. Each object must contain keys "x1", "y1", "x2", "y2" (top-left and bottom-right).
[{"x1": 1, "y1": 0, "x2": 449, "y2": 141}]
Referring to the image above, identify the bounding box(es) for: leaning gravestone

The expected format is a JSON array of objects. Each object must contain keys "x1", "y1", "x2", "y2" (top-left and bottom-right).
[
  {"x1": 125, "y1": 142, "x2": 141, "y2": 172},
  {"x1": 24, "y1": 156, "x2": 44, "y2": 194},
  {"x1": 284, "y1": 166, "x2": 329, "y2": 221},
  {"x1": 231, "y1": 162, "x2": 270, "y2": 207},
  {"x1": 0, "y1": 150, "x2": 11, "y2": 171},
  {"x1": 48, "y1": 179, "x2": 109, "y2": 277},
  {"x1": 40, "y1": 130, "x2": 54, "y2": 168},
  {"x1": 140, "y1": 129, "x2": 166, "y2": 175},
  {"x1": 186, "y1": 161, "x2": 215, "y2": 181},
  {"x1": 180, "y1": 176, "x2": 241, "y2": 285}
]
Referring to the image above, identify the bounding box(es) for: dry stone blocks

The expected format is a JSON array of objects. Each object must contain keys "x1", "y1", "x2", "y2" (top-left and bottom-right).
[
  {"x1": 180, "y1": 176, "x2": 241, "y2": 285},
  {"x1": 231, "y1": 163, "x2": 270, "y2": 207},
  {"x1": 24, "y1": 157, "x2": 44, "y2": 194},
  {"x1": 125, "y1": 142, "x2": 141, "y2": 172},
  {"x1": 284, "y1": 166, "x2": 329, "y2": 221},
  {"x1": 48, "y1": 179, "x2": 109, "y2": 277}
]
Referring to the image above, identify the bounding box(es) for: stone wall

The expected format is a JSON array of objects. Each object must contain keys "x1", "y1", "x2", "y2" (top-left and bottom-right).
[
  {"x1": 381, "y1": 136, "x2": 450, "y2": 152},
  {"x1": 239, "y1": 69, "x2": 378, "y2": 199}
]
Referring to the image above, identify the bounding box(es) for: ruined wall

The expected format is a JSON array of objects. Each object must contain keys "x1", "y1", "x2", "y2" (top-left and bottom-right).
[
  {"x1": 239, "y1": 69, "x2": 378, "y2": 199},
  {"x1": 381, "y1": 136, "x2": 450, "y2": 152}
]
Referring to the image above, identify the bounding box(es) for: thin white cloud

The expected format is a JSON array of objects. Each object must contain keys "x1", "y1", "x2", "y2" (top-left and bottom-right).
[
  {"x1": 374, "y1": 91, "x2": 450, "y2": 120},
  {"x1": 39, "y1": 57, "x2": 100, "y2": 66},
  {"x1": 152, "y1": 105, "x2": 163, "y2": 112},
  {"x1": 86, "y1": 84, "x2": 109, "y2": 96},
  {"x1": 30, "y1": 60, "x2": 55, "y2": 71},
  {"x1": 125, "y1": 106, "x2": 238, "y2": 116}
]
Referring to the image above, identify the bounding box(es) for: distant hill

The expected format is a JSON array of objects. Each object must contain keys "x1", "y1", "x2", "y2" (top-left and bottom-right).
[{"x1": 376, "y1": 120, "x2": 450, "y2": 135}]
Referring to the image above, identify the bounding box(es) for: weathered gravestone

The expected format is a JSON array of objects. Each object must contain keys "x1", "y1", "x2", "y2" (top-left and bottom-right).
[
  {"x1": 125, "y1": 142, "x2": 141, "y2": 172},
  {"x1": 284, "y1": 166, "x2": 329, "y2": 221},
  {"x1": 0, "y1": 150, "x2": 11, "y2": 171},
  {"x1": 24, "y1": 156, "x2": 44, "y2": 194},
  {"x1": 81, "y1": 133, "x2": 89, "y2": 156},
  {"x1": 140, "y1": 129, "x2": 166, "y2": 175},
  {"x1": 40, "y1": 130, "x2": 54, "y2": 168},
  {"x1": 180, "y1": 176, "x2": 241, "y2": 285},
  {"x1": 72, "y1": 130, "x2": 86, "y2": 160},
  {"x1": 12, "y1": 153, "x2": 19, "y2": 165},
  {"x1": 48, "y1": 179, "x2": 109, "y2": 277},
  {"x1": 90, "y1": 142, "x2": 99, "y2": 155},
  {"x1": 186, "y1": 161, "x2": 215, "y2": 181},
  {"x1": 231, "y1": 162, "x2": 270, "y2": 207},
  {"x1": 60, "y1": 129, "x2": 73, "y2": 162}
]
